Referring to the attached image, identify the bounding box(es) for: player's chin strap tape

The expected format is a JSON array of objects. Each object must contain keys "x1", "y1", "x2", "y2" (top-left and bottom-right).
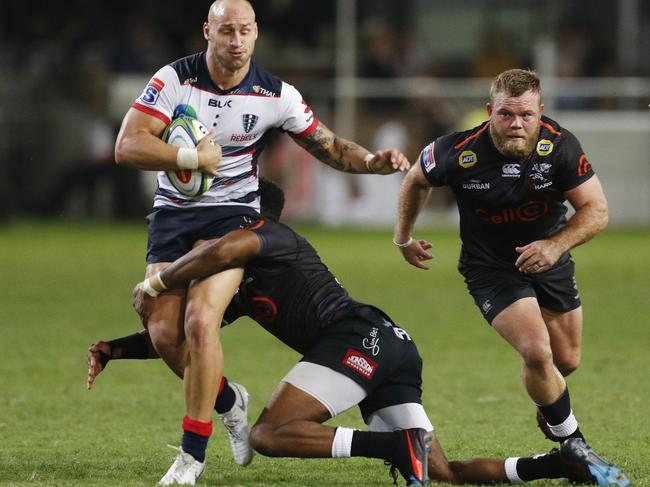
[
  {"x1": 177, "y1": 147, "x2": 199, "y2": 170},
  {"x1": 141, "y1": 273, "x2": 169, "y2": 297}
]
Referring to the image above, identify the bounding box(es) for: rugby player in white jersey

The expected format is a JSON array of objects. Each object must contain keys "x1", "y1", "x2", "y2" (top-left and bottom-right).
[{"x1": 113, "y1": 0, "x2": 409, "y2": 483}]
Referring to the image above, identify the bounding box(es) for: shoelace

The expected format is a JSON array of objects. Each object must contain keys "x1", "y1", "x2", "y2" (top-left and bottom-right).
[{"x1": 384, "y1": 460, "x2": 399, "y2": 485}]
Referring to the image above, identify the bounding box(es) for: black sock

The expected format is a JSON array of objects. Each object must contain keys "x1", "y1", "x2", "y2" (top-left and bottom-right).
[
  {"x1": 516, "y1": 451, "x2": 565, "y2": 480},
  {"x1": 538, "y1": 387, "x2": 584, "y2": 441},
  {"x1": 214, "y1": 377, "x2": 236, "y2": 414},
  {"x1": 350, "y1": 431, "x2": 397, "y2": 460}
]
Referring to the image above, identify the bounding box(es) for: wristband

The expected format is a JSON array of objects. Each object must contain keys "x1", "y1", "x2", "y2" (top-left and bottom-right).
[
  {"x1": 177, "y1": 147, "x2": 199, "y2": 170},
  {"x1": 141, "y1": 273, "x2": 168, "y2": 297},
  {"x1": 393, "y1": 237, "x2": 413, "y2": 248},
  {"x1": 364, "y1": 153, "x2": 375, "y2": 173}
]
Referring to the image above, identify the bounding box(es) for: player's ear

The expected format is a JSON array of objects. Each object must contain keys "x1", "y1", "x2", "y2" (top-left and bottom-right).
[
  {"x1": 486, "y1": 102, "x2": 493, "y2": 116},
  {"x1": 539, "y1": 103, "x2": 544, "y2": 115},
  {"x1": 254, "y1": 22, "x2": 258, "y2": 40},
  {"x1": 203, "y1": 21, "x2": 210, "y2": 41}
]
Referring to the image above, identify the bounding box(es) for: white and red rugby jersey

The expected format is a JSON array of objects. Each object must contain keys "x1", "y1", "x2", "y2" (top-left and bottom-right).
[{"x1": 133, "y1": 52, "x2": 318, "y2": 209}]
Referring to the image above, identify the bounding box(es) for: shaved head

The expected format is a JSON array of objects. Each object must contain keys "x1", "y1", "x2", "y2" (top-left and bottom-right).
[{"x1": 208, "y1": 0, "x2": 255, "y2": 23}]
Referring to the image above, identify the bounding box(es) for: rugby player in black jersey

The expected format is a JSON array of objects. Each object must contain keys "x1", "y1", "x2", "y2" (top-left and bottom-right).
[
  {"x1": 394, "y1": 69, "x2": 628, "y2": 485},
  {"x1": 89, "y1": 179, "x2": 614, "y2": 486}
]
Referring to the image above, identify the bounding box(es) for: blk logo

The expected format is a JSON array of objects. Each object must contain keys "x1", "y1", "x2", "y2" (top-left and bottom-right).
[{"x1": 209, "y1": 99, "x2": 232, "y2": 108}]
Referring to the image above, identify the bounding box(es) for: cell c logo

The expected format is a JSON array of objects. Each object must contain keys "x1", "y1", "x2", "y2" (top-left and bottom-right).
[
  {"x1": 458, "y1": 150, "x2": 477, "y2": 168},
  {"x1": 475, "y1": 200, "x2": 549, "y2": 224},
  {"x1": 517, "y1": 200, "x2": 549, "y2": 222},
  {"x1": 251, "y1": 296, "x2": 278, "y2": 324}
]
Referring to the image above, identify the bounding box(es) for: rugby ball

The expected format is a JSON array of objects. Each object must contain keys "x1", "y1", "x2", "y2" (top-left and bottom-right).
[{"x1": 162, "y1": 116, "x2": 214, "y2": 197}]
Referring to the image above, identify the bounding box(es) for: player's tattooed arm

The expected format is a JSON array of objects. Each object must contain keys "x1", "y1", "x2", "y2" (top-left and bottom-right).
[
  {"x1": 292, "y1": 122, "x2": 364, "y2": 173},
  {"x1": 292, "y1": 121, "x2": 410, "y2": 175}
]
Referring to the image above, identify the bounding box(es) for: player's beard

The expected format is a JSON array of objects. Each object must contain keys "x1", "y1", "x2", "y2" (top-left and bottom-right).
[{"x1": 491, "y1": 126, "x2": 540, "y2": 160}]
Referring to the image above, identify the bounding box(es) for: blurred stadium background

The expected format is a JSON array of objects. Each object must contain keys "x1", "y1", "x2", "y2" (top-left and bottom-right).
[{"x1": 0, "y1": 0, "x2": 648, "y2": 227}]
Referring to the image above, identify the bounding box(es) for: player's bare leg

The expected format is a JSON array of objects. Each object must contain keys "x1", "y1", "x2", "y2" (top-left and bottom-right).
[
  {"x1": 145, "y1": 263, "x2": 188, "y2": 377},
  {"x1": 492, "y1": 297, "x2": 566, "y2": 405},
  {"x1": 542, "y1": 306, "x2": 583, "y2": 377}
]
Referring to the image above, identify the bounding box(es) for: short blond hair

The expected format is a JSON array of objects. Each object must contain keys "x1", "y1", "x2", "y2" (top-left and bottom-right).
[{"x1": 489, "y1": 69, "x2": 541, "y2": 103}]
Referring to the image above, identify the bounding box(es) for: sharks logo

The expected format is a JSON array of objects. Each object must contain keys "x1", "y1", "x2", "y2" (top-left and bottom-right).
[{"x1": 242, "y1": 114, "x2": 259, "y2": 134}]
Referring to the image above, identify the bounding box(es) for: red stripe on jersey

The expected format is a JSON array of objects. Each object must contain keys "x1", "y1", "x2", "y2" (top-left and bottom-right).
[
  {"x1": 454, "y1": 122, "x2": 490, "y2": 149},
  {"x1": 293, "y1": 116, "x2": 319, "y2": 138},
  {"x1": 150, "y1": 77, "x2": 165, "y2": 91},
  {"x1": 540, "y1": 120, "x2": 562, "y2": 135},
  {"x1": 132, "y1": 103, "x2": 171, "y2": 125}
]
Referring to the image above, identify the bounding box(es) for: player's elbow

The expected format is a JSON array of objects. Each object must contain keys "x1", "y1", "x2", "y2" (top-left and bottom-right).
[{"x1": 114, "y1": 137, "x2": 128, "y2": 166}]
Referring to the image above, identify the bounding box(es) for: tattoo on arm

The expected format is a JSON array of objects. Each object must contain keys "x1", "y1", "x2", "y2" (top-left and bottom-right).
[{"x1": 293, "y1": 124, "x2": 364, "y2": 173}]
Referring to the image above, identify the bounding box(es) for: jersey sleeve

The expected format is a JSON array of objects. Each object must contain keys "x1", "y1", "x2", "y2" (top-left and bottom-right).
[
  {"x1": 419, "y1": 140, "x2": 447, "y2": 186},
  {"x1": 554, "y1": 130, "x2": 595, "y2": 192},
  {"x1": 132, "y1": 65, "x2": 181, "y2": 126},
  {"x1": 277, "y1": 82, "x2": 319, "y2": 137}
]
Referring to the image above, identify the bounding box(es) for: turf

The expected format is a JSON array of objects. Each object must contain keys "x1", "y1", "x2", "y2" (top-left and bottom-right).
[{"x1": 1, "y1": 221, "x2": 648, "y2": 486}]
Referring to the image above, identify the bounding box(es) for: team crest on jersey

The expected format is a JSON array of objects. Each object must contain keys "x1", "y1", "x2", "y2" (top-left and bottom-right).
[
  {"x1": 421, "y1": 143, "x2": 436, "y2": 172},
  {"x1": 242, "y1": 114, "x2": 259, "y2": 133},
  {"x1": 458, "y1": 150, "x2": 477, "y2": 168},
  {"x1": 536, "y1": 139, "x2": 554, "y2": 156},
  {"x1": 140, "y1": 77, "x2": 164, "y2": 105}
]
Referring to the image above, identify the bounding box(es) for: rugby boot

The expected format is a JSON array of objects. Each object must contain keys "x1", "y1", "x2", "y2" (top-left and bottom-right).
[
  {"x1": 386, "y1": 428, "x2": 431, "y2": 486},
  {"x1": 218, "y1": 382, "x2": 254, "y2": 466},
  {"x1": 560, "y1": 438, "x2": 630, "y2": 486},
  {"x1": 159, "y1": 445, "x2": 205, "y2": 486}
]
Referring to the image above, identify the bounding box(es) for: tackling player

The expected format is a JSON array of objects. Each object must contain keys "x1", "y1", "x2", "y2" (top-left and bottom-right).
[
  {"x1": 393, "y1": 69, "x2": 628, "y2": 486},
  {"x1": 113, "y1": 0, "x2": 409, "y2": 480},
  {"x1": 89, "y1": 179, "x2": 622, "y2": 486}
]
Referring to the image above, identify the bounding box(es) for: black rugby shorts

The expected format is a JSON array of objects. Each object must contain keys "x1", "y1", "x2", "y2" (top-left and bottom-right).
[
  {"x1": 145, "y1": 205, "x2": 261, "y2": 264},
  {"x1": 301, "y1": 308, "x2": 424, "y2": 423},
  {"x1": 459, "y1": 257, "x2": 582, "y2": 324}
]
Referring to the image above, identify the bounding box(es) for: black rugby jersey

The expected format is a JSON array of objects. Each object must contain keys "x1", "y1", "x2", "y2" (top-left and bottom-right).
[
  {"x1": 223, "y1": 220, "x2": 389, "y2": 354},
  {"x1": 420, "y1": 115, "x2": 594, "y2": 268}
]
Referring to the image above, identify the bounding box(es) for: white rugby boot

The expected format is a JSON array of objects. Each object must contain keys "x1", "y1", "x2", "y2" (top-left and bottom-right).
[
  {"x1": 218, "y1": 382, "x2": 255, "y2": 466},
  {"x1": 159, "y1": 446, "x2": 205, "y2": 486}
]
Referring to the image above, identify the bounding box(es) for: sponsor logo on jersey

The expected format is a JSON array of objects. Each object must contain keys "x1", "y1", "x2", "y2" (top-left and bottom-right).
[
  {"x1": 242, "y1": 114, "x2": 259, "y2": 133},
  {"x1": 362, "y1": 327, "x2": 380, "y2": 356},
  {"x1": 182, "y1": 77, "x2": 197, "y2": 85},
  {"x1": 230, "y1": 132, "x2": 260, "y2": 142},
  {"x1": 481, "y1": 299, "x2": 492, "y2": 314},
  {"x1": 140, "y1": 77, "x2": 165, "y2": 105},
  {"x1": 421, "y1": 143, "x2": 436, "y2": 172},
  {"x1": 577, "y1": 154, "x2": 591, "y2": 177},
  {"x1": 253, "y1": 85, "x2": 276, "y2": 97},
  {"x1": 342, "y1": 348, "x2": 377, "y2": 379},
  {"x1": 475, "y1": 200, "x2": 549, "y2": 224},
  {"x1": 533, "y1": 181, "x2": 553, "y2": 190},
  {"x1": 250, "y1": 296, "x2": 278, "y2": 324},
  {"x1": 536, "y1": 139, "x2": 554, "y2": 156},
  {"x1": 462, "y1": 179, "x2": 490, "y2": 190},
  {"x1": 501, "y1": 163, "x2": 520, "y2": 178},
  {"x1": 209, "y1": 99, "x2": 232, "y2": 108},
  {"x1": 458, "y1": 150, "x2": 477, "y2": 168}
]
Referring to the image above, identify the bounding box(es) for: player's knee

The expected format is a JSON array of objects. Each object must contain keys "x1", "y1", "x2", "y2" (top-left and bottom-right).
[
  {"x1": 555, "y1": 352, "x2": 581, "y2": 376},
  {"x1": 184, "y1": 308, "x2": 216, "y2": 350},
  {"x1": 520, "y1": 341, "x2": 554, "y2": 371},
  {"x1": 249, "y1": 423, "x2": 280, "y2": 457}
]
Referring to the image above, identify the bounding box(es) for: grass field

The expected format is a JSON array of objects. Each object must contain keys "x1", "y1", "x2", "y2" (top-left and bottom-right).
[{"x1": 1, "y1": 220, "x2": 648, "y2": 486}]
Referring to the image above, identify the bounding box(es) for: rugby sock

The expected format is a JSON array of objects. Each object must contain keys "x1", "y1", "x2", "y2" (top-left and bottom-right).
[
  {"x1": 538, "y1": 387, "x2": 584, "y2": 441},
  {"x1": 505, "y1": 453, "x2": 565, "y2": 482},
  {"x1": 350, "y1": 430, "x2": 398, "y2": 460},
  {"x1": 107, "y1": 333, "x2": 149, "y2": 360},
  {"x1": 214, "y1": 377, "x2": 236, "y2": 414},
  {"x1": 331, "y1": 427, "x2": 355, "y2": 457},
  {"x1": 181, "y1": 416, "x2": 212, "y2": 463}
]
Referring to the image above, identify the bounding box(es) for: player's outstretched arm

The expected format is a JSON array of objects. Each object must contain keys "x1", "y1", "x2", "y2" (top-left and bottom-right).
[
  {"x1": 394, "y1": 159, "x2": 434, "y2": 269},
  {"x1": 291, "y1": 121, "x2": 409, "y2": 174}
]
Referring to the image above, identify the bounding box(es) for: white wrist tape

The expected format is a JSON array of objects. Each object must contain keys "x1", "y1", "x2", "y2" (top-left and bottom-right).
[
  {"x1": 393, "y1": 237, "x2": 413, "y2": 248},
  {"x1": 141, "y1": 278, "x2": 160, "y2": 297},
  {"x1": 141, "y1": 273, "x2": 168, "y2": 297},
  {"x1": 177, "y1": 147, "x2": 199, "y2": 170},
  {"x1": 364, "y1": 153, "x2": 375, "y2": 173}
]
